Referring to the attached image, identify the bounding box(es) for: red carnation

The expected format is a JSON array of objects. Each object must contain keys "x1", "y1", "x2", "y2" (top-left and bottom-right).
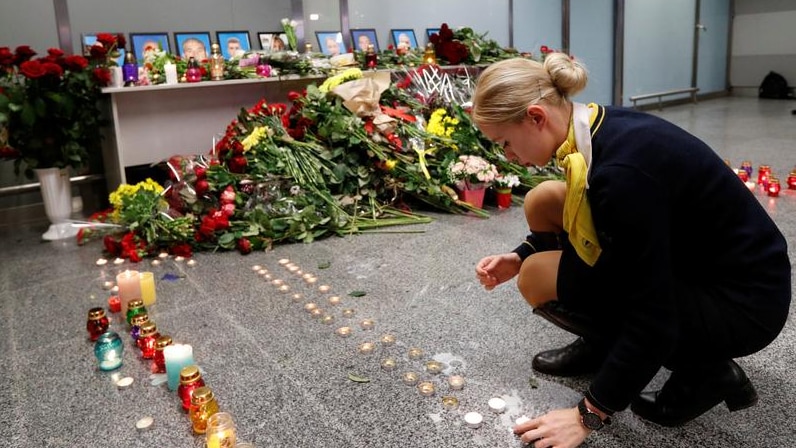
[
  {"x1": 194, "y1": 165, "x2": 207, "y2": 179},
  {"x1": 14, "y1": 45, "x2": 36, "y2": 64},
  {"x1": 93, "y1": 67, "x2": 111, "y2": 86},
  {"x1": 194, "y1": 179, "x2": 209, "y2": 197},
  {"x1": 103, "y1": 235, "x2": 120, "y2": 256},
  {"x1": 170, "y1": 243, "x2": 193, "y2": 258},
  {"x1": 237, "y1": 237, "x2": 252, "y2": 255},
  {"x1": 19, "y1": 60, "x2": 45, "y2": 79},
  {"x1": 42, "y1": 62, "x2": 63, "y2": 78},
  {"x1": 63, "y1": 55, "x2": 88, "y2": 71}
]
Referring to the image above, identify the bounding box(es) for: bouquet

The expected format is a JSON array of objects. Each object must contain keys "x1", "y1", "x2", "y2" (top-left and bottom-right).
[
  {"x1": 281, "y1": 18, "x2": 299, "y2": 52},
  {"x1": 494, "y1": 173, "x2": 520, "y2": 190},
  {"x1": 446, "y1": 154, "x2": 498, "y2": 190}
]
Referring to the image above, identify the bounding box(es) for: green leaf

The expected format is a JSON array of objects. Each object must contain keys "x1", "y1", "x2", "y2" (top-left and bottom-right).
[
  {"x1": 348, "y1": 290, "x2": 366, "y2": 297},
  {"x1": 218, "y1": 233, "x2": 235, "y2": 245},
  {"x1": 317, "y1": 261, "x2": 331, "y2": 269},
  {"x1": 348, "y1": 373, "x2": 370, "y2": 383}
]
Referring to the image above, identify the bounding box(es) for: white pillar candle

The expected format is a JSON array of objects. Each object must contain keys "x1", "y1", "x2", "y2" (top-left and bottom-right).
[
  {"x1": 116, "y1": 270, "x2": 141, "y2": 312},
  {"x1": 110, "y1": 66, "x2": 123, "y2": 88},
  {"x1": 488, "y1": 397, "x2": 507, "y2": 413},
  {"x1": 164, "y1": 344, "x2": 194, "y2": 391},
  {"x1": 164, "y1": 63, "x2": 178, "y2": 85}
]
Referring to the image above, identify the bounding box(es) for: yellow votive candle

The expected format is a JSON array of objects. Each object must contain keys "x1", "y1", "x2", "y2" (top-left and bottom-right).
[{"x1": 139, "y1": 271, "x2": 156, "y2": 306}]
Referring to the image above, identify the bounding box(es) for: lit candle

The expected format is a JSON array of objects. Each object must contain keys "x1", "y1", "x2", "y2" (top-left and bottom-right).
[
  {"x1": 407, "y1": 347, "x2": 424, "y2": 360},
  {"x1": 292, "y1": 293, "x2": 304, "y2": 302},
  {"x1": 94, "y1": 331, "x2": 124, "y2": 371},
  {"x1": 278, "y1": 258, "x2": 290, "y2": 265},
  {"x1": 206, "y1": 412, "x2": 236, "y2": 448},
  {"x1": 379, "y1": 334, "x2": 396, "y2": 346},
  {"x1": 342, "y1": 308, "x2": 356, "y2": 318},
  {"x1": 441, "y1": 396, "x2": 459, "y2": 410},
  {"x1": 767, "y1": 177, "x2": 781, "y2": 197},
  {"x1": 381, "y1": 357, "x2": 397, "y2": 371},
  {"x1": 164, "y1": 344, "x2": 195, "y2": 391},
  {"x1": 278, "y1": 284, "x2": 290, "y2": 293},
  {"x1": 425, "y1": 360, "x2": 443, "y2": 375},
  {"x1": 96, "y1": 258, "x2": 108, "y2": 266},
  {"x1": 447, "y1": 375, "x2": 465, "y2": 390},
  {"x1": 164, "y1": 62, "x2": 178, "y2": 85},
  {"x1": 258, "y1": 269, "x2": 268, "y2": 275},
  {"x1": 320, "y1": 314, "x2": 335, "y2": 325},
  {"x1": 151, "y1": 259, "x2": 161, "y2": 267},
  {"x1": 304, "y1": 303, "x2": 318, "y2": 313},
  {"x1": 187, "y1": 259, "x2": 197, "y2": 267},
  {"x1": 788, "y1": 171, "x2": 796, "y2": 190},
  {"x1": 758, "y1": 165, "x2": 771, "y2": 187},
  {"x1": 488, "y1": 397, "x2": 507, "y2": 413},
  {"x1": 305, "y1": 277, "x2": 318, "y2": 284},
  {"x1": 318, "y1": 285, "x2": 331, "y2": 293},
  {"x1": 417, "y1": 381, "x2": 435, "y2": 397},
  {"x1": 402, "y1": 371, "x2": 419, "y2": 385},
  {"x1": 358, "y1": 342, "x2": 376, "y2": 354},
  {"x1": 737, "y1": 169, "x2": 749, "y2": 182},
  {"x1": 335, "y1": 327, "x2": 352, "y2": 337},
  {"x1": 328, "y1": 296, "x2": 341, "y2": 305},
  {"x1": 158, "y1": 252, "x2": 169, "y2": 259},
  {"x1": 464, "y1": 412, "x2": 483, "y2": 429},
  {"x1": 310, "y1": 308, "x2": 323, "y2": 318},
  {"x1": 102, "y1": 281, "x2": 114, "y2": 290},
  {"x1": 251, "y1": 265, "x2": 262, "y2": 271},
  {"x1": 288, "y1": 265, "x2": 300, "y2": 272},
  {"x1": 175, "y1": 256, "x2": 185, "y2": 262},
  {"x1": 139, "y1": 272, "x2": 156, "y2": 306},
  {"x1": 271, "y1": 279, "x2": 284, "y2": 286},
  {"x1": 116, "y1": 270, "x2": 141, "y2": 312},
  {"x1": 360, "y1": 319, "x2": 375, "y2": 330},
  {"x1": 302, "y1": 273, "x2": 313, "y2": 280}
]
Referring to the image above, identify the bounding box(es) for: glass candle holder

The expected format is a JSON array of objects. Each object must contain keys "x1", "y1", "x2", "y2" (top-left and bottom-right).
[
  {"x1": 441, "y1": 395, "x2": 460, "y2": 410},
  {"x1": 380, "y1": 357, "x2": 397, "y2": 371},
  {"x1": 320, "y1": 314, "x2": 335, "y2": 325},
  {"x1": 335, "y1": 326, "x2": 352, "y2": 338},
  {"x1": 186, "y1": 57, "x2": 202, "y2": 83},
  {"x1": 741, "y1": 160, "x2": 753, "y2": 177},
  {"x1": 190, "y1": 386, "x2": 220, "y2": 434},
  {"x1": 304, "y1": 303, "x2": 318, "y2": 313},
  {"x1": 153, "y1": 335, "x2": 173, "y2": 373},
  {"x1": 359, "y1": 319, "x2": 375, "y2": 330},
  {"x1": 86, "y1": 307, "x2": 110, "y2": 342},
  {"x1": 357, "y1": 342, "x2": 376, "y2": 354},
  {"x1": 136, "y1": 321, "x2": 160, "y2": 359},
  {"x1": 342, "y1": 308, "x2": 356, "y2": 318},
  {"x1": 206, "y1": 412, "x2": 236, "y2": 448},
  {"x1": 407, "y1": 347, "x2": 424, "y2": 360},
  {"x1": 758, "y1": 165, "x2": 771, "y2": 187},
  {"x1": 737, "y1": 169, "x2": 749, "y2": 182},
  {"x1": 422, "y1": 43, "x2": 437, "y2": 65},
  {"x1": 107, "y1": 295, "x2": 121, "y2": 313},
  {"x1": 126, "y1": 299, "x2": 147, "y2": 326},
  {"x1": 178, "y1": 365, "x2": 206, "y2": 411},
  {"x1": 379, "y1": 334, "x2": 396, "y2": 346},
  {"x1": 401, "y1": 371, "x2": 419, "y2": 385},
  {"x1": 129, "y1": 313, "x2": 150, "y2": 341},
  {"x1": 767, "y1": 177, "x2": 781, "y2": 197},
  {"x1": 447, "y1": 375, "x2": 465, "y2": 390},
  {"x1": 94, "y1": 331, "x2": 124, "y2": 371},
  {"x1": 788, "y1": 171, "x2": 796, "y2": 190},
  {"x1": 425, "y1": 360, "x2": 444, "y2": 375},
  {"x1": 417, "y1": 381, "x2": 435, "y2": 397}
]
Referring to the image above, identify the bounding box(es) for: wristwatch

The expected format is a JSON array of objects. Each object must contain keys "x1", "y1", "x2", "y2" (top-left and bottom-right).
[{"x1": 578, "y1": 398, "x2": 610, "y2": 430}]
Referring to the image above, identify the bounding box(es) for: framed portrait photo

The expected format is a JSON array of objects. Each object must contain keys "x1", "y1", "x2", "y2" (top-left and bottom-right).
[
  {"x1": 81, "y1": 33, "x2": 126, "y2": 66},
  {"x1": 315, "y1": 31, "x2": 344, "y2": 56},
  {"x1": 350, "y1": 28, "x2": 379, "y2": 52},
  {"x1": 258, "y1": 32, "x2": 288, "y2": 52},
  {"x1": 390, "y1": 29, "x2": 418, "y2": 50},
  {"x1": 216, "y1": 30, "x2": 251, "y2": 59},
  {"x1": 426, "y1": 28, "x2": 441, "y2": 43},
  {"x1": 130, "y1": 32, "x2": 171, "y2": 63},
  {"x1": 174, "y1": 32, "x2": 212, "y2": 61}
]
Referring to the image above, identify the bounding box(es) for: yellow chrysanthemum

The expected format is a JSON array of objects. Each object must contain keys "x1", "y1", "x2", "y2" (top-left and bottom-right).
[
  {"x1": 319, "y1": 68, "x2": 363, "y2": 93},
  {"x1": 242, "y1": 126, "x2": 270, "y2": 151},
  {"x1": 108, "y1": 178, "x2": 164, "y2": 221},
  {"x1": 385, "y1": 159, "x2": 397, "y2": 171}
]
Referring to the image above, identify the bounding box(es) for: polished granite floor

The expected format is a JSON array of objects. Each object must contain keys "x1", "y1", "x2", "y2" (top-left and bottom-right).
[{"x1": 1, "y1": 96, "x2": 794, "y2": 448}]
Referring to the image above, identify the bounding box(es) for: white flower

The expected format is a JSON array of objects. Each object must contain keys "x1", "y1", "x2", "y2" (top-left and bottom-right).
[
  {"x1": 281, "y1": 18, "x2": 289, "y2": 26},
  {"x1": 290, "y1": 20, "x2": 298, "y2": 28},
  {"x1": 495, "y1": 174, "x2": 520, "y2": 188}
]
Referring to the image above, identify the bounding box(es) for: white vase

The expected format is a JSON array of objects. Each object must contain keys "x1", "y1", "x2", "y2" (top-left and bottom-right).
[{"x1": 35, "y1": 167, "x2": 78, "y2": 240}]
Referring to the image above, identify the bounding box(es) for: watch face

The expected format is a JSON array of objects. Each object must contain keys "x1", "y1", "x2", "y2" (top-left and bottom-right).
[{"x1": 583, "y1": 413, "x2": 603, "y2": 430}]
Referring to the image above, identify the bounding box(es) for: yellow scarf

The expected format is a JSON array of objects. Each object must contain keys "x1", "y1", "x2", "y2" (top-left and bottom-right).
[{"x1": 555, "y1": 103, "x2": 602, "y2": 266}]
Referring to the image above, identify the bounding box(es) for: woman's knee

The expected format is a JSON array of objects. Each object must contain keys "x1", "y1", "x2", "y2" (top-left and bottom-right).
[
  {"x1": 516, "y1": 252, "x2": 561, "y2": 308},
  {"x1": 523, "y1": 180, "x2": 566, "y2": 231}
]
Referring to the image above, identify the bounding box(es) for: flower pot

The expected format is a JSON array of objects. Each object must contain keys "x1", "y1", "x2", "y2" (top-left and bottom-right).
[
  {"x1": 459, "y1": 186, "x2": 486, "y2": 209},
  {"x1": 35, "y1": 167, "x2": 78, "y2": 240},
  {"x1": 496, "y1": 188, "x2": 513, "y2": 209}
]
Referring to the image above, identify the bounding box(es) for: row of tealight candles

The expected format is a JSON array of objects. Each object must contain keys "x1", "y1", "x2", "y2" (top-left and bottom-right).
[
  {"x1": 88, "y1": 255, "x2": 253, "y2": 448},
  {"x1": 261, "y1": 258, "x2": 532, "y2": 433},
  {"x1": 731, "y1": 161, "x2": 796, "y2": 197}
]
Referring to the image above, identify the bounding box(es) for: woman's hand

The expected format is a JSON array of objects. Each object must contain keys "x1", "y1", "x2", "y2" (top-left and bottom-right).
[
  {"x1": 475, "y1": 253, "x2": 522, "y2": 290},
  {"x1": 514, "y1": 407, "x2": 590, "y2": 448}
]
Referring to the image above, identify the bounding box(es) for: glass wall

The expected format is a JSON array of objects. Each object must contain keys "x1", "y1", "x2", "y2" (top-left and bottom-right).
[
  {"x1": 570, "y1": 0, "x2": 614, "y2": 105},
  {"x1": 513, "y1": 0, "x2": 562, "y2": 54}
]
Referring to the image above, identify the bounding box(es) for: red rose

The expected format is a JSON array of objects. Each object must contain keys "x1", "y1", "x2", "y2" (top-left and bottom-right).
[
  {"x1": 103, "y1": 235, "x2": 120, "y2": 256},
  {"x1": 228, "y1": 155, "x2": 247, "y2": 173},
  {"x1": 42, "y1": 62, "x2": 63, "y2": 78},
  {"x1": 96, "y1": 33, "x2": 116, "y2": 48},
  {"x1": 287, "y1": 91, "x2": 301, "y2": 101},
  {"x1": 0, "y1": 47, "x2": 13, "y2": 67},
  {"x1": 198, "y1": 217, "x2": 216, "y2": 238},
  {"x1": 540, "y1": 45, "x2": 549, "y2": 53},
  {"x1": 194, "y1": 165, "x2": 207, "y2": 179},
  {"x1": 214, "y1": 214, "x2": 229, "y2": 230},
  {"x1": 14, "y1": 45, "x2": 36, "y2": 64},
  {"x1": 19, "y1": 60, "x2": 45, "y2": 79},
  {"x1": 116, "y1": 34, "x2": 127, "y2": 50},
  {"x1": 46, "y1": 48, "x2": 64, "y2": 59},
  {"x1": 231, "y1": 140, "x2": 244, "y2": 155},
  {"x1": 89, "y1": 44, "x2": 108, "y2": 59},
  {"x1": 194, "y1": 179, "x2": 209, "y2": 197},
  {"x1": 170, "y1": 243, "x2": 193, "y2": 258},
  {"x1": 93, "y1": 67, "x2": 111, "y2": 86},
  {"x1": 63, "y1": 55, "x2": 88, "y2": 71},
  {"x1": 237, "y1": 238, "x2": 252, "y2": 255}
]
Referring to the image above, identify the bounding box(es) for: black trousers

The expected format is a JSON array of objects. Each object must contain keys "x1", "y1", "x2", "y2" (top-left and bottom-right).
[{"x1": 553, "y1": 237, "x2": 791, "y2": 371}]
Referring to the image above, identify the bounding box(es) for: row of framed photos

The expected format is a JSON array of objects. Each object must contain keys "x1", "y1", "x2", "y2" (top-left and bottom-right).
[{"x1": 81, "y1": 28, "x2": 442, "y2": 65}]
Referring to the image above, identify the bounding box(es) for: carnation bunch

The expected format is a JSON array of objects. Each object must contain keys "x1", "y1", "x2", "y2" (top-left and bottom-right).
[{"x1": 446, "y1": 154, "x2": 498, "y2": 189}]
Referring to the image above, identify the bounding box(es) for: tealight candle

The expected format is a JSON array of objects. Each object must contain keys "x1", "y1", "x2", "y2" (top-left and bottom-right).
[
  {"x1": 358, "y1": 342, "x2": 376, "y2": 354},
  {"x1": 441, "y1": 396, "x2": 459, "y2": 410},
  {"x1": 96, "y1": 258, "x2": 108, "y2": 266},
  {"x1": 288, "y1": 265, "x2": 300, "y2": 272},
  {"x1": 116, "y1": 270, "x2": 141, "y2": 313},
  {"x1": 304, "y1": 303, "x2": 318, "y2": 313},
  {"x1": 515, "y1": 416, "x2": 531, "y2": 426},
  {"x1": 464, "y1": 412, "x2": 483, "y2": 429},
  {"x1": 187, "y1": 259, "x2": 197, "y2": 267},
  {"x1": 335, "y1": 327, "x2": 352, "y2": 337},
  {"x1": 252, "y1": 265, "x2": 262, "y2": 271},
  {"x1": 302, "y1": 273, "x2": 314, "y2": 280},
  {"x1": 292, "y1": 293, "x2": 304, "y2": 302},
  {"x1": 175, "y1": 256, "x2": 185, "y2": 262},
  {"x1": 164, "y1": 344, "x2": 195, "y2": 391},
  {"x1": 278, "y1": 258, "x2": 290, "y2": 265},
  {"x1": 258, "y1": 269, "x2": 268, "y2": 275},
  {"x1": 425, "y1": 360, "x2": 443, "y2": 375},
  {"x1": 111, "y1": 285, "x2": 119, "y2": 294},
  {"x1": 320, "y1": 314, "x2": 335, "y2": 325},
  {"x1": 102, "y1": 281, "x2": 114, "y2": 290},
  {"x1": 284, "y1": 263, "x2": 296, "y2": 269},
  {"x1": 407, "y1": 347, "x2": 424, "y2": 360},
  {"x1": 114, "y1": 258, "x2": 125, "y2": 265},
  {"x1": 360, "y1": 319, "x2": 375, "y2": 330},
  {"x1": 381, "y1": 357, "x2": 397, "y2": 370},
  {"x1": 342, "y1": 308, "x2": 356, "y2": 317},
  {"x1": 271, "y1": 279, "x2": 284, "y2": 286},
  {"x1": 139, "y1": 272, "x2": 156, "y2": 306},
  {"x1": 402, "y1": 371, "x2": 419, "y2": 385},
  {"x1": 295, "y1": 270, "x2": 303, "y2": 276},
  {"x1": 310, "y1": 308, "x2": 323, "y2": 318},
  {"x1": 108, "y1": 295, "x2": 121, "y2": 313},
  {"x1": 278, "y1": 284, "x2": 290, "y2": 293},
  {"x1": 151, "y1": 259, "x2": 161, "y2": 267},
  {"x1": 328, "y1": 296, "x2": 341, "y2": 305},
  {"x1": 447, "y1": 375, "x2": 465, "y2": 390},
  {"x1": 318, "y1": 285, "x2": 331, "y2": 293},
  {"x1": 488, "y1": 397, "x2": 507, "y2": 413},
  {"x1": 264, "y1": 274, "x2": 272, "y2": 280},
  {"x1": 158, "y1": 252, "x2": 169, "y2": 259},
  {"x1": 417, "y1": 381, "x2": 435, "y2": 397},
  {"x1": 94, "y1": 331, "x2": 124, "y2": 371},
  {"x1": 379, "y1": 334, "x2": 396, "y2": 346},
  {"x1": 305, "y1": 277, "x2": 318, "y2": 284}
]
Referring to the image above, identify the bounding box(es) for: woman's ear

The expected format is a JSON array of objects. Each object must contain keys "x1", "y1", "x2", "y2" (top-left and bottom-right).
[{"x1": 526, "y1": 104, "x2": 546, "y2": 126}]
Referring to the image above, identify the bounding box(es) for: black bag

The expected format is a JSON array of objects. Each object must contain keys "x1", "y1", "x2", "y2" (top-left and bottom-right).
[{"x1": 759, "y1": 71, "x2": 792, "y2": 99}]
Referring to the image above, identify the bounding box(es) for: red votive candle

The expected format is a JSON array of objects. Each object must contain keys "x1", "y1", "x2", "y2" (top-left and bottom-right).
[
  {"x1": 787, "y1": 172, "x2": 796, "y2": 190},
  {"x1": 178, "y1": 365, "x2": 206, "y2": 411},
  {"x1": 108, "y1": 295, "x2": 122, "y2": 313},
  {"x1": 136, "y1": 322, "x2": 160, "y2": 359},
  {"x1": 767, "y1": 178, "x2": 781, "y2": 197},
  {"x1": 153, "y1": 335, "x2": 173, "y2": 373},
  {"x1": 758, "y1": 165, "x2": 771, "y2": 187},
  {"x1": 86, "y1": 307, "x2": 110, "y2": 342},
  {"x1": 737, "y1": 170, "x2": 749, "y2": 182}
]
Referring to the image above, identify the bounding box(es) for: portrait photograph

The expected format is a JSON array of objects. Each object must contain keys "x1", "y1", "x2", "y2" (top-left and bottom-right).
[
  {"x1": 391, "y1": 29, "x2": 418, "y2": 50},
  {"x1": 316, "y1": 31, "x2": 344, "y2": 56},
  {"x1": 258, "y1": 32, "x2": 288, "y2": 52},
  {"x1": 81, "y1": 33, "x2": 125, "y2": 66},
  {"x1": 130, "y1": 32, "x2": 170, "y2": 63},
  {"x1": 350, "y1": 28, "x2": 379, "y2": 52},
  {"x1": 426, "y1": 28, "x2": 441, "y2": 43},
  {"x1": 216, "y1": 31, "x2": 251, "y2": 59},
  {"x1": 174, "y1": 32, "x2": 212, "y2": 61}
]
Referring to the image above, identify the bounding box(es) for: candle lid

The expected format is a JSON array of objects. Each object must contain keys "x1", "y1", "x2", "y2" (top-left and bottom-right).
[
  {"x1": 130, "y1": 313, "x2": 150, "y2": 326},
  {"x1": 127, "y1": 299, "x2": 144, "y2": 310},
  {"x1": 88, "y1": 307, "x2": 106, "y2": 320},
  {"x1": 180, "y1": 365, "x2": 202, "y2": 383},
  {"x1": 155, "y1": 335, "x2": 173, "y2": 350},
  {"x1": 138, "y1": 321, "x2": 158, "y2": 337},
  {"x1": 191, "y1": 386, "x2": 214, "y2": 405}
]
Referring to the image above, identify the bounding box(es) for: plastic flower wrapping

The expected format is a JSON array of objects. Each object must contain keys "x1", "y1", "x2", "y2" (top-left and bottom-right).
[{"x1": 81, "y1": 62, "x2": 561, "y2": 258}]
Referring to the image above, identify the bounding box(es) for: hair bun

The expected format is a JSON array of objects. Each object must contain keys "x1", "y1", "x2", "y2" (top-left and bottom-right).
[{"x1": 543, "y1": 53, "x2": 588, "y2": 98}]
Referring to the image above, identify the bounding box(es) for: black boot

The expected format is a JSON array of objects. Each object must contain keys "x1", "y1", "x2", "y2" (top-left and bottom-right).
[
  {"x1": 630, "y1": 360, "x2": 758, "y2": 427},
  {"x1": 531, "y1": 301, "x2": 607, "y2": 377}
]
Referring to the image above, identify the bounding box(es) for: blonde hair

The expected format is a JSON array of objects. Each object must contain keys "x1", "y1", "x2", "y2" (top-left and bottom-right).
[{"x1": 472, "y1": 53, "x2": 588, "y2": 126}]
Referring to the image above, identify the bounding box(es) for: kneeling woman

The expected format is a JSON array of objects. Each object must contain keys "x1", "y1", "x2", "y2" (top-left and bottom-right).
[{"x1": 473, "y1": 55, "x2": 790, "y2": 447}]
